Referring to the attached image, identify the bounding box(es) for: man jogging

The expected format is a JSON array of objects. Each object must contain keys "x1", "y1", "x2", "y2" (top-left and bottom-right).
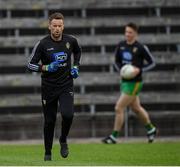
[{"x1": 28, "y1": 12, "x2": 81, "y2": 160}]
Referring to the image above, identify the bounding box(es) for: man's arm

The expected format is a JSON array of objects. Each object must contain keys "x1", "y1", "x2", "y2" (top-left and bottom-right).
[
  {"x1": 114, "y1": 44, "x2": 122, "y2": 72},
  {"x1": 72, "y1": 38, "x2": 81, "y2": 68},
  {"x1": 27, "y1": 41, "x2": 43, "y2": 72},
  {"x1": 71, "y1": 37, "x2": 81, "y2": 78},
  {"x1": 142, "y1": 45, "x2": 156, "y2": 72}
]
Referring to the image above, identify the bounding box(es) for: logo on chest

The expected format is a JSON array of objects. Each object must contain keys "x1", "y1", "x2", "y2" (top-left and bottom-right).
[
  {"x1": 122, "y1": 51, "x2": 132, "y2": 61},
  {"x1": 121, "y1": 51, "x2": 133, "y2": 64},
  {"x1": 52, "y1": 52, "x2": 68, "y2": 62},
  {"x1": 51, "y1": 52, "x2": 68, "y2": 67}
]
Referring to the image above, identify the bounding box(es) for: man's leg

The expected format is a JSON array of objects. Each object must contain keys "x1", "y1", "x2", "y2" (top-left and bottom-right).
[
  {"x1": 42, "y1": 98, "x2": 58, "y2": 160},
  {"x1": 58, "y1": 88, "x2": 74, "y2": 158},
  {"x1": 130, "y1": 96, "x2": 157, "y2": 143},
  {"x1": 114, "y1": 93, "x2": 135, "y2": 131},
  {"x1": 102, "y1": 93, "x2": 135, "y2": 144}
]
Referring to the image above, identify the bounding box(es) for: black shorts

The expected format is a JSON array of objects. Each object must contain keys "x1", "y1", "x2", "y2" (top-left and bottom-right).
[{"x1": 42, "y1": 86, "x2": 74, "y2": 119}]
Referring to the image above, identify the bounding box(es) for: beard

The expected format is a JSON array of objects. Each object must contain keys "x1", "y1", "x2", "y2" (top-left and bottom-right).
[{"x1": 52, "y1": 31, "x2": 62, "y2": 40}]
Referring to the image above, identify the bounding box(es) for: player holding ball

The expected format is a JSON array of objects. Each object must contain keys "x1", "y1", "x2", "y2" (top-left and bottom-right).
[{"x1": 102, "y1": 22, "x2": 157, "y2": 144}]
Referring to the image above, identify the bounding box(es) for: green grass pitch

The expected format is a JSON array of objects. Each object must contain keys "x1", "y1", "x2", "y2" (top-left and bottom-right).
[{"x1": 0, "y1": 142, "x2": 180, "y2": 166}]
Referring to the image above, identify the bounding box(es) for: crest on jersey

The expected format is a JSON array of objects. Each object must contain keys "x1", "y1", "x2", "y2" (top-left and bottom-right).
[
  {"x1": 69, "y1": 91, "x2": 74, "y2": 96},
  {"x1": 133, "y1": 47, "x2": 138, "y2": 53},
  {"x1": 66, "y1": 42, "x2": 70, "y2": 49},
  {"x1": 42, "y1": 99, "x2": 46, "y2": 105}
]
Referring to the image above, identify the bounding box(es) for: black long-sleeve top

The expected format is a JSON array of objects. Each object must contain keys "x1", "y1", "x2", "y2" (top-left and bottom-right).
[{"x1": 27, "y1": 34, "x2": 81, "y2": 99}]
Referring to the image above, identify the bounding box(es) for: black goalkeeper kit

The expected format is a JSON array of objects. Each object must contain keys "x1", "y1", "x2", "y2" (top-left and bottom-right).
[{"x1": 28, "y1": 34, "x2": 81, "y2": 154}]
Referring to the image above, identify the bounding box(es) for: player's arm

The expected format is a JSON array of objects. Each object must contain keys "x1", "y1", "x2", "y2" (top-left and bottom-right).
[
  {"x1": 142, "y1": 45, "x2": 156, "y2": 72},
  {"x1": 27, "y1": 41, "x2": 43, "y2": 72},
  {"x1": 114, "y1": 44, "x2": 122, "y2": 72},
  {"x1": 72, "y1": 37, "x2": 81, "y2": 68},
  {"x1": 71, "y1": 37, "x2": 82, "y2": 78}
]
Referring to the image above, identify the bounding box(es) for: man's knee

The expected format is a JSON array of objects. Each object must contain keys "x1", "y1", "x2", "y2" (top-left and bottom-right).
[
  {"x1": 44, "y1": 118, "x2": 56, "y2": 128},
  {"x1": 130, "y1": 105, "x2": 143, "y2": 114},
  {"x1": 115, "y1": 104, "x2": 119, "y2": 113},
  {"x1": 62, "y1": 111, "x2": 74, "y2": 121},
  {"x1": 115, "y1": 103, "x2": 124, "y2": 114}
]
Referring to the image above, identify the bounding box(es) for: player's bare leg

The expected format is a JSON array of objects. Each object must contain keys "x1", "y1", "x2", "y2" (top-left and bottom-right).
[
  {"x1": 130, "y1": 96, "x2": 157, "y2": 143},
  {"x1": 102, "y1": 93, "x2": 135, "y2": 144},
  {"x1": 130, "y1": 96, "x2": 150, "y2": 124},
  {"x1": 114, "y1": 93, "x2": 135, "y2": 130}
]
